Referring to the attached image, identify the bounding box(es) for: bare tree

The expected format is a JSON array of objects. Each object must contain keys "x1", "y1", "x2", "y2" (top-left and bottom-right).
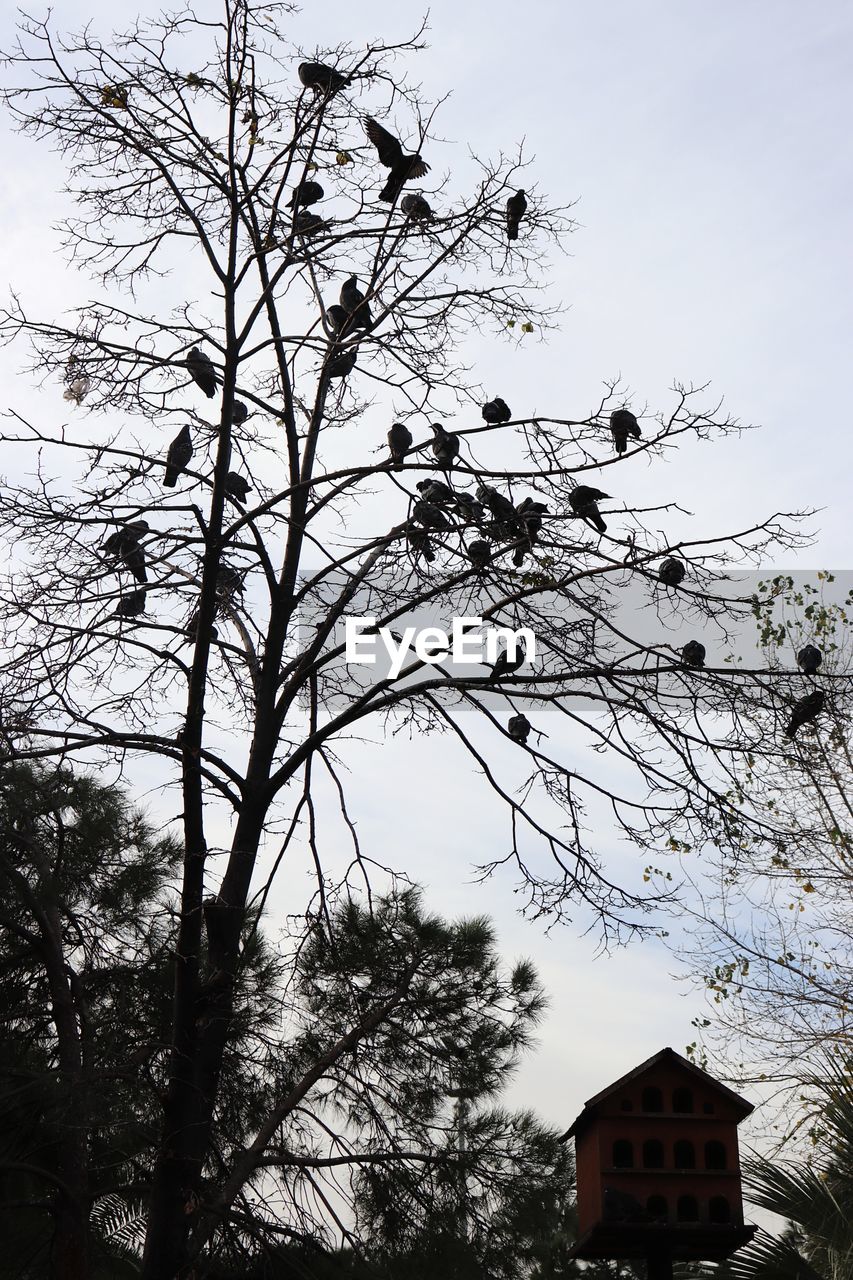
[{"x1": 0, "y1": 2, "x2": 814, "y2": 1274}]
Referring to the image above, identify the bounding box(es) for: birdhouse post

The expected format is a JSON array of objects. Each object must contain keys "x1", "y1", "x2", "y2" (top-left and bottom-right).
[{"x1": 564, "y1": 1048, "x2": 756, "y2": 1278}]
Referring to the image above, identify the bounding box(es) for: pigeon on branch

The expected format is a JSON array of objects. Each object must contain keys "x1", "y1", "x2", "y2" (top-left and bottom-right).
[
  {"x1": 163, "y1": 425, "x2": 193, "y2": 488},
  {"x1": 407, "y1": 528, "x2": 435, "y2": 563},
  {"x1": 231, "y1": 401, "x2": 248, "y2": 426},
  {"x1": 610, "y1": 408, "x2": 641, "y2": 455},
  {"x1": 508, "y1": 714, "x2": 531, "y2": 743},
  {"x1": 416, "y1": 479, "x2": 455, "y2": 506},
  {"x1": 401, "y1": 193, "x2": 433, "y2": 221},
  {"x1": 287, "y1": 179, "x2": 324, "y2": 208},
  {"x1": 568, "y1": 485, "x2": 609, "y2": 534},
  {"x1": 482, "y1": 397, "x2": 512, "y2": 424},
  {"x1": 430, "y1": 423, "x2": 460, "y2": 469},
  {"x1": 339, "y1": 276, "x2": 372, "y2": 328},
  {"x1": 225, "y1": 472, "x2": 251, "y2": 502},
  {"x1": 506, "y1": 190, "x2": 527, "y2": 241},
  {"x1": 488, "y1": 642, "x2": 527, "y2": 680},
  {"x1": 785, "y1": 690, "x2": 826, "y2": 739},
  {"x1": 658, "y1": 557, "x2": 686, "y2": 587},
  {"x1": 326, "y1": 350, "x2": 357, "y2": 379},
  {"x1": 113, "y1": 589, "x2": 146, "y2": 619},
  {"x1": 364, "y1": 116, "x2": 430, "y2": 203},
  {"x1": 681, "y1": 640, "x2": 706, "y2": 669},
  {"x1": 797, "y1": 644, "x2": 822, "y2": 675},
  {"x1": 387, "y1": 423, "x2": 413, "y2": 465},
  {"x1": 467, "y1": 540, "x2": 492, "y2": 569},
  {"x1": 185, "y1": 347, "x2": 217, "y2": 398},
  {"x1": 298, "y1": 62, "x2": 349, "y2": 96}
]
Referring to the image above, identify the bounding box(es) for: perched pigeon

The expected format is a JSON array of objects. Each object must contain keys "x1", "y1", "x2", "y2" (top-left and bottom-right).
[
  {"x1": 506, "y1": 190, "x2": 527, "y2": 242},
  {"x1": 516, "y1": 497, "x2": 548, "y2": 542},
  {"x1": 364, "y1": 116, "x2": 430, "y2": 203},
  {"x1": 388, "y1": 423, "x2": 413, "y2": 465},
  {"x1": 488, "y1": 642, "x2": 527, "y2": 680},
  {"x1": 287, "y1": 179, "x2": 324, "y2": 208},
  {"x1": 326, "y1": 304, "x2": 352, "y2": 336},
  {"x1": 298, "y1": 62, "x2": 349, "y2": 96},
  {"x1": 407, "y1": 528, "x2": 435, "y2": 563},
  {"x1": 568, "y1": 485, "x2": 609, "y2": 534},
  {"x1": 797, "y1": 644, "x2": 822, "y2": 675},
  {"x1": 416, "y1": 479, "x2": 455, "y2": 506},
  {"x1": 413, "y1": 500, "x2": 450, "y2": 531},
  {"x1": 786, "y1": 689, "x2": 825, "y2": 739},
  {"x1": 293, "y1": 209, "x2": 326, "y2": 236},
  {"x1": 114, "y1": 588, "x2": 146, "y2": 618},
  {"x1": 401, "y1": 193, "x2": 433, "y2": 221},
  {"x1": 681, "y1": 640, "x2": 706, "y2": 669},
  {"x1": 659, "y1": 557, "x2": 686, "y2": 587},
  {"x1": 185, "y1": 347, "x2": 217, "y2": 398},
  {"x1": 63, "y1": 375, "x2": 91, "y2": 405},
  {"x1": 225, "y1": 472, "x2": 251, "y2": 502},
  {"x1": 163, "y1": 425, "x2": 194, "y2": 488},
  {"x1": 610, "y1": 408, "x2": 641, "y2": 455},
  {"x1": 482, "y1": 397, "x2": 512, "y2": 424},
  {"x1": 467, "y1": 540, "x2": 492, "y2": 569},
  {"x1": 339, "y1": 276, "x2": 372, "y2": 328},
  {"x1": 231, "y1": 401, "x2": 248, "y2": 426},
  {"x1": 454, "y1": 491, "x2": 485, "y2": 521},
  {"x1": 476, "y1": 484, "x2": 519, "y2": 526},
  {"x1": 430, "y1": 423, "x2": 460, "y2": 469},
  {"x1": 104, "y1": 521, "x2": 149, "y2": 583},
  {"x1": 216, "y1": 564, "x2": 244, "y2": 601},
  {"x1": 326, "y1": 349, "x2": 357, "y2": 379},
  {"x1": 508, "y1": 713, "x2": 531, "y2": 743}
]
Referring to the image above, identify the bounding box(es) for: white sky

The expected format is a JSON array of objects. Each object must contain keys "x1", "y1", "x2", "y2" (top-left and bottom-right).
[{"x1": 1, "y1": 0, "x2": 851, "y2": 1194}]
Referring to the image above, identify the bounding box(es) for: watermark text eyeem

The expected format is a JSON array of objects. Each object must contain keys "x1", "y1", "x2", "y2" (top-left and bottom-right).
[{"x1": 345, "y1": 616, "x2": 536, "y2": 679}]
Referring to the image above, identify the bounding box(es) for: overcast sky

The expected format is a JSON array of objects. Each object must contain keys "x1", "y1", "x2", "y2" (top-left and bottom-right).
[{"x1": 1, "y1": 0, "x2": 851, "y2": 1173}]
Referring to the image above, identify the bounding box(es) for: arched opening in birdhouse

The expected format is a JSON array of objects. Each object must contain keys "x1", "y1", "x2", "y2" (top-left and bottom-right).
[
  {"x1": 647, "y1": 1195, "x2": 668, "y2": 1222},
  {"x1": 642, "y1": 1085, "x2": 663, "y2": 1112},
  {"x1": 642, "y1": 1138, "x2": 665, "y2": 1168},
  {"x1": 674, "y1": 1139, "x2": 696, "y2": 1169},
  {"x1": 709, "y1": 1195, "x2": 731, "y2": 1224},
  {"x1": 612, "y1": 1139, "x2": 634, "y2": 1168},
  {"x1": 676, "y1": 1195, "x2": 699, "y2": 1223},
  {"x1": 705, "y1": 1140, "x2": 727, "y2": 1170},
  {"x1": 672, "y1": 1086, "x2": 694, "y2": 1113}
]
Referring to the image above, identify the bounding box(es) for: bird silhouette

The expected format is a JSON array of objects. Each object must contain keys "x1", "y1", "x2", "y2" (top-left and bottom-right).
[
  {"x1": 298, "y1": 62, "x2": 349, "y2": 96},
  {"x1": 476, "y1": 484, "x2": 518, "y2": 526},
  {"x1": 516, "y1": 497, "x2": 548, "y2": 542},
  {"x1": 293, "y1": 209, "x2": 326, "y2": 236},
  {"x1": 326, "y1": 350, "x2": 357, "y2": 379},
  {"x1": 488, "y1": 642, "x2": 527, "y2": 681},
  {"x1": 681, "y1": 640, "x2": 706, "y2": 669},
  {"x1": 467, "y1": 540, "x2": 492, "y2": 569},
  {"x1": 113, "y1": 588, "x2": 146, "y2": 618},
  {"x1": 454, "y1": 491, "x2": 485, "y2": 521},
  {"x1": 508, "y1": 713, "x2": 531, "y2": 743},
  {"x1": 364, "y1": 117, "x2": 430, "y2": 203},
  {"x1": 506, "y1": 190, "x2": 527, "y2": 241},
  {"x1": 185, "y1": 347, "x2": 217, "y2": 398},
  {"x1": 287, "y1": 179, "x2": 324, "y2": 208},
  {"x1": 104, "y1": 521, "x2": 150, "y2": 583},
  {"x1": 163, "y1": 426, "x2": 193, "y2": 488},
  {"x1": 413, "y1": 500, "x2": 450, "y2": 531},
  {"x1": 482, "y1": 397, "x2": 512, "y2": 424},
  {"x1": 430, "y1": 423, "x2": 460, "y2": 469},
  {"x1": 339, "y1": 276, "x2": 372, "y2": 328},
  {"x1": 216, "y1": 564, "x2": 244, "y2": 601},
  {"x1": 225, "y1": 472, "x2": 251, "y2": 502},
  {"x1": 568, "y1": 486, "x2": 609, "y2": 534},
  {"x1": 231, "y1": 401, "x2": 248, "y2": 426},
  {"x1": 388, "y1": 423, "x2": 413, "y2": 465},
  {"x1": 659, "y1": 557, "x2": 686, "y2": 587},
  {"x1": 610, "y1": 408, "x2": 641, "y2": 455},
  {"x1": 786, "y1": 690, "x2": 825, "y2": 739},
  {"x1": 407, "y1": 528, "x2": 435, "y2": 563},
  {"x1": 797, "y1": 644, "x2": 822, "y2": 675},
  {"x1": 416, "y1": 479, "x2": 455, "y2": 506},
  {"x1": 401, "y1": 193, "x2": 433, "y2": 221}
]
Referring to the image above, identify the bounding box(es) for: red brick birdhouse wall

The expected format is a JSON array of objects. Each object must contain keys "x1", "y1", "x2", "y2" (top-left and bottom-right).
[{"x1": 565, "y1": 1048, "x2": 757, "y2": 1264}]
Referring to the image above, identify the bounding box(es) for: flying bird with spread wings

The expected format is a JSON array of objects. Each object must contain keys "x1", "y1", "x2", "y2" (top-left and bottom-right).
[{"x1": 364, "y1": 117, "x2": 430, "y2": 203}]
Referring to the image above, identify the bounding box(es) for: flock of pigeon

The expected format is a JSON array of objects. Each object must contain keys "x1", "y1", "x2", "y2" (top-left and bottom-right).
[{"x1": 95, "y1": 59, "x2": 825, "y2": 746}]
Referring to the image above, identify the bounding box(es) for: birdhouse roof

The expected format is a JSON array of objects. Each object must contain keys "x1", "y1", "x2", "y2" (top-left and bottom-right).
[{"x1": 561, "y1": 1047, "x2": 753, "y2": 1140}]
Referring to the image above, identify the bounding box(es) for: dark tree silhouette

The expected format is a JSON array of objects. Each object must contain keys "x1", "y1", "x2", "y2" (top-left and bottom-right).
[{"x1": 0, "y1": 3, "x2": 813, "y2": 1275}]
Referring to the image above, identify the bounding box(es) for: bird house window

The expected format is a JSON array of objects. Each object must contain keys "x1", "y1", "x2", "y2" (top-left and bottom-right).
[
  {"x1": 612, "y1": 1140, "x2": 633, "y2": 1168},
  {"x1": 672, "y1": 1087, "x2": 694, "y2": 1113},
  {"x1": 642, "y1": 1086, "x2": 663, "y2": 1113},
  {"x1": 642, "y1": 1139, "x2": 665, "y2": 1169},
  {"x1": 646, "y1": 1195, "x2": 668, "y2": 1222},
  {"x1": 676, "y1": 1195, "x2": 699, "y2": 1223},
  {"x1": 674, "y1": 1139, "x2": 696, "y2": 1169},
  {"x1": 709, "y1": 1196, "x2": 731, "y2": 1224},
  {"x1": 705, "y1": 1140, "x2": 727, "y2": 1170}
]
